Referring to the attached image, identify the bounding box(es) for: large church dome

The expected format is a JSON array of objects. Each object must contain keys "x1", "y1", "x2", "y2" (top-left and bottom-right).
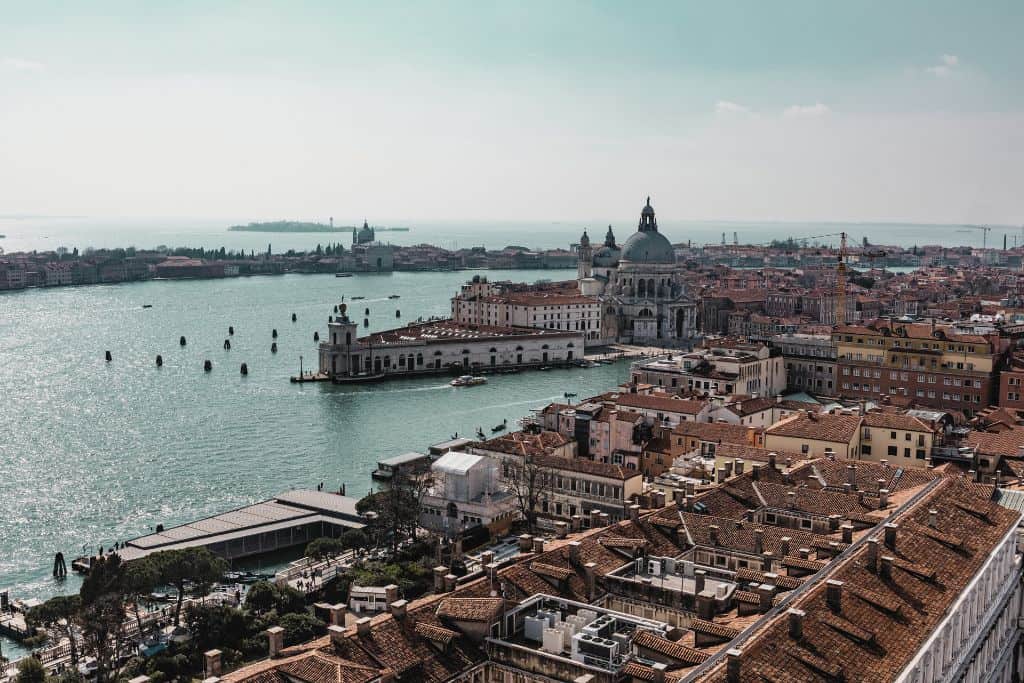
[{"x1": 620, "y1": 197, "x2": 675, "y2": 264}]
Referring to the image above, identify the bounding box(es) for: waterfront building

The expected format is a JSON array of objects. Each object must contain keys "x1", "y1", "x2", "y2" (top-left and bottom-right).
[
  {"x1": 832, "y1": 320, "x2": 1005, "y2": 416},
  {"x1": 629, "y1": 341, "x2": 785, "y2": 400},
  {"x1": 346, "y1": 220, "x2": 394, "y2": 272},
  {"x1": 467, "y1": 430, "x2": 643, "y2": 524},
  {"x1": 318, "y1": 308, "x2": 583, "y2": 380},
  {"x1": 771, "y1": 332, "x2": 837, "y2": 394},
  {"x1": 450, "y1": 276, "x2": 603, "y2": 344},
  {"x1": 576, "y1": 198, "x2": 698, "y2": 345},
  {"x1": 419, "y1": 451, "x2": 519, "y2": 538}
]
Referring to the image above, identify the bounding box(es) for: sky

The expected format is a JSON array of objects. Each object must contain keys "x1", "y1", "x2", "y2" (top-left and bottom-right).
[{"x1": 0, "y1": 1, "x2": 1022, "y2": 226}]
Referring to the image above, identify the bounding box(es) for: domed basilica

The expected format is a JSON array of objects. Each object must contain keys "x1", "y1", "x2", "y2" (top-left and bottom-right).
[{"x1": 577, "y1": 198, "x2": 697, "y2": 345}]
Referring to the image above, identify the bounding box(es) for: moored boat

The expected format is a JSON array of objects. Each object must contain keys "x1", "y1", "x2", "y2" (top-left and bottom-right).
[{"x1": 450, "y1": 375, "x2": 487, "y2": 387}]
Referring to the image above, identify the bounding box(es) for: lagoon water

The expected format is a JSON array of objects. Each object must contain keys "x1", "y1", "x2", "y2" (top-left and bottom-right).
[{"x1": 0, "y1": 270, "x2": 628, "y2": 634}]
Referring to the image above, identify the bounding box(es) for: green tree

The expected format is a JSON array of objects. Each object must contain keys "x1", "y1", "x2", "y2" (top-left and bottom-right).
[
  {"x1": 305, "y1": 537, "x2": 344, "y2": 562},
  {"x1": 14, "y1": 656, "x2": 46, "y2": 683},
  {"x1": 149, "y1": 548, "x2": 227, "y2": 626},
  {"x1": 279, "y1": 613, "x2": 325, "y2": 646},
  {"x1": 27, "y1": 595, "x2": 83, "y2": 665},
  {"x1": 242, "y1": 581, "x2": 277, "y2": 615},
  {"x1": 123, "y1": 558, "x2": 159, "y2": 639}
]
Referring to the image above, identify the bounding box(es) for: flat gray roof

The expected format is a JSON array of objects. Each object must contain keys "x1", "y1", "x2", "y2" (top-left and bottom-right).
[{"x1": 377, "y1": 451, "x2": 430, "y2": 467}]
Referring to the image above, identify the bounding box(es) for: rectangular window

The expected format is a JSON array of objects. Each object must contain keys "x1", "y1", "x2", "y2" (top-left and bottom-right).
[{"x1": 887, "y1": 446, "x2": 898, "y2": 456}]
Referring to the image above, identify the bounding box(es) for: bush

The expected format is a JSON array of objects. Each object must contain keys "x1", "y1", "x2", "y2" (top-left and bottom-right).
[{"x1": 243, "y1": 581, "x2": 306, "y2": 616}]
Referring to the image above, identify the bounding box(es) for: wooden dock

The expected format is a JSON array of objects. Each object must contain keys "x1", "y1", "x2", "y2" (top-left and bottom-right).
[{"x1": 290, "y1": 372, "x2": 331, "y2": 383}]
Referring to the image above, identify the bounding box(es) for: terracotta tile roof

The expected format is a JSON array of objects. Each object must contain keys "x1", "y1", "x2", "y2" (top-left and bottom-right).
[
  {"x1": 702, "y1": 478, "x2": 1020, "y2": 682},
  {"x1": 689, "y1": 618, "x2": 741, "y2": 640},
  {"x1": 413, "y1": 622, "x2": 459, "y2": 645},
  {"x1": 436, "y1": 597, "x2": 504, "y2": 623},
  {"x1": 964, "y1": 427, "x2": 1024, "y2": 457},
  {"x1": 529, "y1": 561, "x2": 575, "y2": 581},
  {"x1": 710, "y1": 442, "x2": 805, "y2": 465},
  {"x1": 633, "y1": 630, "x2": 712, "y2": 665},
  {"x1": 862, "y1": 411, "x2": 934, "y2": 432},
  {"x1": 532, "y1": 453, "x2": 640, "y2": 480},
  {"x1": 673, "y1": 421, "x2": 755, "y2": 445},
  {"x1": 473, "y1": 430, "x2": 572, "y2": 457},
  {"x1": 615, "y1": 393, "x2": 710, "y2": 415},
  {"x1": 765, "y1": 412, "x2": 861, "y2": 443}
]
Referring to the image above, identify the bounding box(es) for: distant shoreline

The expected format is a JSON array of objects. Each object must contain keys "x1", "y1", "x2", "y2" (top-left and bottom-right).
[{"x1": 229, "y1": 221, "x2": 409, "y2": 234}]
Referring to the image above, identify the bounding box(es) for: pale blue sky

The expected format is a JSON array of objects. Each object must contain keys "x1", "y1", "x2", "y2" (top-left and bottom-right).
[{"x1": 1, "y1": 1, "x2": 1021, "y2": 224}]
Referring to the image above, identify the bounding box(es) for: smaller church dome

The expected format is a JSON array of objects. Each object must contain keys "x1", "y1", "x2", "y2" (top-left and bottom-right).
[
  {"x1": 641, "y1": 197, "x2": 655, "y2": 216},
  {"x1": 579, "y1": 230, "x2": 590, "y2": 247}
]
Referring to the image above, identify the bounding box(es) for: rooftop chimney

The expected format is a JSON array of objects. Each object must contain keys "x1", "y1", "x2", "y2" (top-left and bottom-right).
[
  {"x1": 555, "y1": 521, "x2": 568, "y2": 539},
  {"x1": 752, "y1": 464, "x2": 761, "y2": 481},
  {"x1": 356, "y1": 617, "x2": 372, "y2": 637},
  {"x1": 266, "y1": 626, "x2": 284, "y2": 658},
  {"x1": 787, "y1": 491, "x2": 796, "y2": 509},
  {"x1": 735, "y1": 459, "x2": 745, "y2": 475},
  {"x1": 651, "y1": 662, "x2": 667, "y2": 683},
  {"x1": 841, "y1": 524, "x2": 854, "y2": 544},
  {"x1": 434, "y1": 566, "x2": 448, "y2": 592},
  {"x1": 532, "y1": 537, "x2": 545, "y2": 554},
  {"x1": 825, "y1": 579, "x2": 843, "y2": 613},
  {"x1": 694, "y1": 569, "x2": 706, "y2": 594},
  {"x1": 726, "y1": 648, "x2": 742, "y2": 683},
  {"x1": 696, "y1": 590, "x2": 716, "y2": 619},
  {"x1": 846, "y1": 464, "x2": 857, "y2": 489},
  {"x1": 866, "y1": 537, "x2": 879, "y2": 573},
  {"x1": 329, "y1": 603, "x2": 347, "y2": 627},
  {"x1": 780, "y1": 537, "x2": 791, "y2": 556},
  {"x1": 883, "y1": 523, "x2": 898, "y2": 551},
  {"x1": 769, "y1": 452, "x2": 778, "y2": 469},
  {"x1": 444, "y1": 574, "x2": 457, "y2": 592},
  {"x1": 518, "y1": 534, "x2": 532, "y2": 551},
  {"x1": 629, "y1": 504, "x2": 641, "y2": 522},
  {"x1": 880, "y1": 555, "x2": 894, "y2": 581},
  {"x1": 879, "y1": 488, "x2": 890, "y2": 508},
  {"x1": 787, "y1": 608, "x2": 806, "y2": 640},
  {"x1": 754, "y1": 529, "x2": 764, "y2": 555},
  {"x1": 709, "y1": 525, "x2": 719, "y2": 546},
  {"x1": 328, "y1": 624, "x2": 346, "y2": 647},
  {"x1": 584, "y1": 562, "x2": 598, "y2": 600},
  {"x1": 928, "y1": 508, "x2": 938, "y2": 528},
  {"x1": 384, "y1": 584, "x2": 399, "y2": 604},
  {"x1": 569, "y1": 541, "x2": 581, "y2": 565},
  {"x1": 390, "y1": 599, "x2": 408, "y2": 620},
  {"x1": 204, "y1": 650, "x2": 222, "y2": 679}
]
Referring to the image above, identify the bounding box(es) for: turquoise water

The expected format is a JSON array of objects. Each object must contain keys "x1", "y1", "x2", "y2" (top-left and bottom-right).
[{"x1": 0, "y1": 270, "x2": 628, "y2": 649}]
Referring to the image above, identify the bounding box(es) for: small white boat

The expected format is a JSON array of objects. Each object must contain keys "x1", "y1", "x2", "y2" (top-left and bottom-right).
[{"x1": 450, "y1": 375, "x2": 487, "y2": 387}]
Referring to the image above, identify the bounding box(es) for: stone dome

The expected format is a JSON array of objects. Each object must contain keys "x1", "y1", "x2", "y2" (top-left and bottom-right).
[
  {"x1": 621, "y1": 228, "x2": 675, "y2": 263},
  {"x1": 579, "y1": 230, "x2": 590, "y2": 247},
  {"x1": 593, "y1": 245, "x2": 619, "y2": 267}
]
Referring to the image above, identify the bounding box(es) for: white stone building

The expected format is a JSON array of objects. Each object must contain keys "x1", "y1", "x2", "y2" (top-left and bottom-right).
[{"x1": 576, "y1": 198, "x2": 698, "y2": 345}]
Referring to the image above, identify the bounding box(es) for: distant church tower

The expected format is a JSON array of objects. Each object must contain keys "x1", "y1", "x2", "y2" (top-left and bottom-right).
[{"x1": 577, "y1": 229, "x2": 593, "y2": 280}]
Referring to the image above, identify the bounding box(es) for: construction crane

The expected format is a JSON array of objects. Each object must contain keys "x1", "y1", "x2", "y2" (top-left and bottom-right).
[
  {"x1": 954, "y1": 224, "x2": 992, "y2": 248},
  {"x1": 836, "y1": 232, "x2": 848, "y2": 326}
]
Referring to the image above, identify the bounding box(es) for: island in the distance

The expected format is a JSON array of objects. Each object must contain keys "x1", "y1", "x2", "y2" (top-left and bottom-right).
[{"x1": 228, "y1": 221, "x2": 408, "y2": 233}]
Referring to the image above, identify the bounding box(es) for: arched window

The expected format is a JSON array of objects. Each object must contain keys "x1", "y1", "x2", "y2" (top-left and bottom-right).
[
  {"x1": 567, "y1": 342, "x2": 574, "y2": 348},
  {"x1": 542, "y1": 344, "x2": 549, "y2": 349},
  {"x1": 489, "y1": 347, "x2": 497, "y2": 353},
  {"x1": 647, "y1": 278, "x2": 655, "y2": 296},
  {"x1": 462, "y1": 349, "x2": 471, "y2": 355},
  {"x1": 515, "y1": 345, "x2": 524, "y2": 351},
  {"x1": 416, "y1": 353, "x2": 423, "y2": 366},
  {"x1": 638, "y1": 279, "x2": 646, "y2": 298},
  {"x1": 434, "y1": 350, "x2": 443, "y2": 356}
]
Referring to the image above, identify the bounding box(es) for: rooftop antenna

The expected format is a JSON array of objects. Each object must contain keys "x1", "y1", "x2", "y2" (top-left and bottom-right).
[{"x1": 733, "y1": 231, "x2": 738, "y2": 245}]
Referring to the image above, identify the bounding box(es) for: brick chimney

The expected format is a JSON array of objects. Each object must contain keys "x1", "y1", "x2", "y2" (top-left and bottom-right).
[
  {"x1": 518, "y1": 534, "x2": 533, "y2": 551},
  {"x1": 356, "y1": 616, "x2": 372, "y2": 637},
  {"x1": 787, "y1": 608, "x2": 805, "y2": 640},
  {"x1": 825, "y1": 579, "x2": 843, "y2": 613},
  {"x1": 883, "y1": 523, "x2": 898, "y2": 551},
  {"x1": 434, "y1": 566, "x2": 448, "y2": 592},
  {"x1": 866, "y1": 537, "x2": 879, "y2": 573},
  {"x1": 780, "y1": 536, "x2": 791, "y2": 556},
  {"x1": 629, "y1": 504, "x2": 641, "y2": 522},
  {"x1": 694, "y1": 569, "x2": 706, "y2": 594},
  {"x1": 384, "y1": 584, "x2": 399, "y2": 604},
  {"x1": 696, "y1": 589, "x2": 716, "y2": 619},
  {"x1": 390, "y1": 599, "x2": 408, "y2": 620},
  {"x1": 329, "y1": 603, "x2": 347, "y2": 627},
  {"x1": 928, "y1": 508, "x2": 938, "y2": 528},
  {"x1": 880, "y1": 555, "x2": 894, "y2": 581},
  {"x1": 726, "y1": 648, "x2": 742, "y2": 683},
  {"x1": 841, "y1": 524, "x2": 854, "y2": 544},
  {"x1": 651, "y1": 662, "x2": 667, "y2": 683},
  {"x1": 328, "y1": 624, "x2": 346, "y2": 647},
  {"x1": 754, "y1": 528, "x2": 764, "y2": 555},
  {"x1": 879, "y1": 488, "x2": 890, "y2": 508},
  {"x1": 266, "y1": 626, "x2": 284, "y2": 658},
  {"x1": 555, "y1": 521, "x2": 568, "y2": 539},
  {"x1": 204, "y1": 650, "x2": 222, "y2": 679},
  {"x1": 532, "y1": 537, "x2": 545, "y2": 553},
  {"x1": 584, "y1": 562, "x2": 598, "y2": 600},
  {"x1": 709, "y1": 524, "x2": 719, "y2": 546}
]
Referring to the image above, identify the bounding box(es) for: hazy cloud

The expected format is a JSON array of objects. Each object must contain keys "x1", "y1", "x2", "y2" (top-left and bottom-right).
[
  {"x1": 715, "y1": 100, "x2": 755, "y2": 116},
  {"x1": 783, "y1": 103, "x2": 831, "y2": 118},
  {"x1": 926, "y1": 54, "x2": 959, "y2": 77},
  {"x1": 1, "y1": 57, "x2": 44, "y2": 72}
]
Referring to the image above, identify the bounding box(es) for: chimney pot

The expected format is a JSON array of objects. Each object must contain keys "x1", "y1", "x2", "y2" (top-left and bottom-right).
[
  {"x1": 880, "y1": 555, "x2": 894, "y2": 580},
  {"x1": 266, "y1": 626, "x2": 285, "y2": 658},
  {"x1": 726, "y1": 648, "x2": 743, "y2": 683},
  {"x1": 866, "y1": 537, "x2": 879, "y2": 573},
  {"x1": 204, "y1": 650, "x2": 222, "y2": 679},
  {"x1": 787, "y1": 608, "x2": 806, "y2": 640},
  {"x1": 825, "y1": 579, "x2": 844, "y2": 612},
  {"x1": 883, "y1": 523, "x2": 898, "y2": 551}
]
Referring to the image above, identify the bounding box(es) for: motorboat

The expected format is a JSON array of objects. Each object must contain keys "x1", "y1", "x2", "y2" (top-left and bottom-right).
[
  {"x1": 335, "y1": 272, "x2": 353, "y2": 277},
  {"x1": 450, "y1": 375, "x2": 487, "y2": 387},
  {"x1": 388, "y1": 294, "x2": 400, "y2": 299}
]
